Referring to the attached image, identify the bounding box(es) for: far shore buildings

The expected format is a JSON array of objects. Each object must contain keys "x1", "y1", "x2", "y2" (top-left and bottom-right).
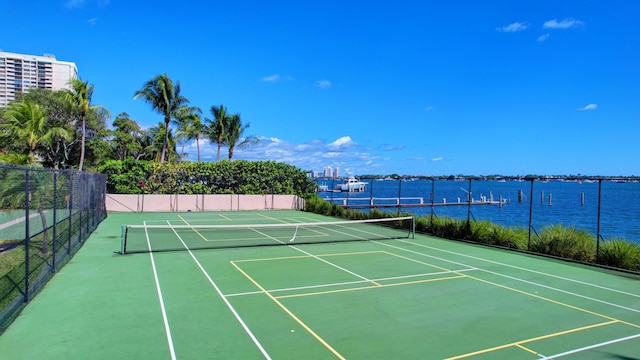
[{"x1": 0, "y1": 50, "x2": 78, "y2": 107}]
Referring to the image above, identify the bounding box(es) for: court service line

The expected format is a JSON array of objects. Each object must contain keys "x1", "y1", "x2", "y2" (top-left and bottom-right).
[
  {"x1": 446, "y1": 320, "x2": 618, "y2": 359},
  {"x1": 295, "y1": 216, "x2": 640, "y2": 315},
  {"x1": 400, "y1": 237, "x2": 640, "y2": 299},
  {"x1": 144, "y1": 221, "x2": 177, "y2": 360},
  {"x1": 230, "y1": 261, "x2": 346, "y2": 360},
  {"x1": 167, "y1": 221, "x2": 272, "y2": 360},
  {"x1": 225, "y1": 268, "x2": 478, "y2": 297},
  {"x1": 392, "y1": 239, "x2": 640, "y2": 315},
  {"x1": 539, "y1": 332, "x2": 640, "y2": 359},
  {"x1": 251, "y1": 228, "x2": 382, "y2": 286}
]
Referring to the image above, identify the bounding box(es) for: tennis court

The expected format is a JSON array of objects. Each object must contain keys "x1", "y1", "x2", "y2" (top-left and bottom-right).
[{"x1": 0, "y1": 210, "x2": 639, "y2": 359}]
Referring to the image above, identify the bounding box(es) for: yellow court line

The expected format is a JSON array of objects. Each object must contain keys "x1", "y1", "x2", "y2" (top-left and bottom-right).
[
  {"x1": 232, "y1": 251, "x2": 386, "y2": 264},
  {"x1": 319, "y1": 250, "x2": 387, "y2": 257},
  {"x1": 382, "y1": 250, "x2": 471, "y2": 273},
  {"x1": 465, "y1": 273, "x2": 640, "y2": 329},
  {"x1": 218, "y1": 213, "x2": 232, "y2": 221},
  {"x1": 275, "y1": 275, "x2": 466, "y2": 299},
  {"x1": 231, "y1": 262, "x2": 346, "y2": 360},
  {"x1": 446, "y1": 320, "x2": 618, "y2": 359},
  {"x1": 178, "y1": 214, "x2": 208, "y2": 242},
  {"x1": 256, "y1": 212, "x2": 287, "y2": 223},
  {"x1": 514, "y1": 344, "x2": 538, "y2": 355}
]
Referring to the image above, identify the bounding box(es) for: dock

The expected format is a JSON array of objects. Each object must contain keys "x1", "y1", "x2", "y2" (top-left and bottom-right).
[{"x1": 322, "y1": 196, "x2": 508, "y2": 209}]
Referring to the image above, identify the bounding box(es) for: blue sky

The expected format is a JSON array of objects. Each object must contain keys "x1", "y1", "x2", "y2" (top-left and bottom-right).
[{"x1": 2, "y1": 1, "x2": 638, "y2": 176}]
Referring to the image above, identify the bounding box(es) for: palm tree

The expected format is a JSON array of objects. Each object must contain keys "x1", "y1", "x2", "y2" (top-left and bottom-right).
[
  {"x1": 173, "y1": 107, "x2": 202, "y2": 161},
  {"x1": 0, "y1": 99, "x2": 72, "y2": 164},
  {"x1": 65, "y1": 77, "x2": 110, "y2": 171},
  {"x1": 224, "y1": 113, "x2": 259, "y2": 160},
  {"x1": 133, "y1": 74, "x2": 194, "y2": 163},
  {"x1": 204, "y1": 104, "x2": 229, "y2": 162},
  {"x1": 148, "y1": 122, "x2": 178, "y2": 162},
  {"x1": 189, "y1": 115, "x2": 205, "y2": 162}
]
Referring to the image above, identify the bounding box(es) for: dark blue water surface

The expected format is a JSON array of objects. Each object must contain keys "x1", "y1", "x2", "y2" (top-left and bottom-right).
[{"x1": 317, "y1": 179, "x2": 640, "y2": 244}]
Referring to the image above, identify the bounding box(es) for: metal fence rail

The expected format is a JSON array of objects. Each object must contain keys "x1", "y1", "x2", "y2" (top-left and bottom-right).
[
  {"x1": 316, "y1": 177, "x2": 639, "y2": 248},
  {"x1": 0, "y1": 165, "x2": 107, "y2": 334}
]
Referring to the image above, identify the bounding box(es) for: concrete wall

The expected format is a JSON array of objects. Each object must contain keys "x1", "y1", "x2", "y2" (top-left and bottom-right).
[{"x1": 106, "y1": 194, "x2": 304, "y2": 212}]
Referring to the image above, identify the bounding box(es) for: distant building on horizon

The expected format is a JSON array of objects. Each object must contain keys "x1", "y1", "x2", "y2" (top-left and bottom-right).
[
  {"x1": 0, "y1": 50, "x2": 78, "y2": 107},
  {"x1": 322, "y1": 166, "x2": 340, "y2": 178}
]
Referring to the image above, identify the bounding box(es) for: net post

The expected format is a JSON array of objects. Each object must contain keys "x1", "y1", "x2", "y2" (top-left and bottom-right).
[
  {"x1": 411, "y1": 217, "x2": 415, "y2": 239},
  {"x1": 120, "y1": 225, "x2": 127, "y2": 254}
]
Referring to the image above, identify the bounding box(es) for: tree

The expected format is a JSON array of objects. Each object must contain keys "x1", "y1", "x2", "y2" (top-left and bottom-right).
[
  {"x1": 22, "y1": 89, "x2": 77, "y2": 169},
  {"x1": 204, "y1": 104, "x2": 229, "y2": 162},
  {"x1": 133, "y1": 74, "x2": 194, "y2": 163},
  {"x1": 148, "y1": 122, "x2": 178, "y2": 162},
  {"x1": 224, "y1": 113, "x2": 259, "y2": 160},
  {"x1": 65, "y1": 78, "x2": 110, "y2": 171},
  {"x1": 173, "y1": 107, "x2": 202, "y2": 161},
  {"x1": 0, "y1": 99, "x2": 72, "y2": 164},
  {"x1": 112, "y1": 112, "x2": 145, "y2": 160}
]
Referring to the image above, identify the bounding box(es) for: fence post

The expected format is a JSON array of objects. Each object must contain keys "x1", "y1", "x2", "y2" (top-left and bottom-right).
[
  {"x1": 466, "y1": 178, "x2": 472, "y2": 231},
  {"x1": 67, "y1": 172, "x2": 73, "y2": 254},
  {"x1": 397, "y1": 178, "x2": 402, "y2": 216},
  {"x1": 527, "y1": 179, "x2": 534, "y2": 251},
  {"x1": 430, "y1": 178, "x2": 435, "y2": 222},
  {"x1": 596, "y1": 179, "x2": 603, "y2": 263},
  {"x1": 24, "y1": 170, "x2": 30, "y2": 303},
  {"x1": 52, "y1": 172, "x2": 57, "y2": 273}
]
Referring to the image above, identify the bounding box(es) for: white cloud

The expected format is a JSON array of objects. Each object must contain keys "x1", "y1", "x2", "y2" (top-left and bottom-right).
[
  {"x1": 315, "y1": 79, "x2": 332, "y2": 89},
  {"x1": 543, "y1": 18, "x2": 584, "y2": 29},
  {"x1": 424, "y1": 106, "x2": 434, "y2": 111},
  {"x1": 328, "y1": 136, "x2": 355, "y2": 150},
  {"x1": 383, "y1": 145, "x2": 404, "y2": 151},
  {"x1": 496, "y1": 22, "x2": 529, "y2": 33},
  {"x1": 432, "y1": 157, "x2": 444, "y2": 162},
  {"x1": 577, "y1": 103, "x2": 598, "y2": 111},
  {"x1": 87, "y1": 18, "x2": 98, "y2": 25},
  {"x1": 261, "y1": 74, "x2": 293, "y2": 82},
  {"x1": 537, "y1": 34, "x2": 550, "y2": 42},
  {"x1": 182, "y1": 135, "x2": 390, "y2": 174}
]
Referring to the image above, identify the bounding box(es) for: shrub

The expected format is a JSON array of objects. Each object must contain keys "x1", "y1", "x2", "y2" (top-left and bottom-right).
[
  {"x1": 530, "y1": 224, "x2": 596, "y2": 262},
  {"x1": 598, "y1": 239, "x2": 640, "y2": 271},
  {"x1": 484, "y1": 225, "x2": 528, "y2": 249},
  {"x1": 469, "y1": 220, "x2": 493, "y2": 244}
]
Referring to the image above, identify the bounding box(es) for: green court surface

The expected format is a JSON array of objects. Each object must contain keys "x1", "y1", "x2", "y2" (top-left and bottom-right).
[{"x1": 0, "y1": 210, "x2": 639, "y2": 359}]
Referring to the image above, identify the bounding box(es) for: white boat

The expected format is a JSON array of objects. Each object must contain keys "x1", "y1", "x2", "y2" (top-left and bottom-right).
[{"x1": 335, "y1": 177, "x2": 367, "y2": 192}]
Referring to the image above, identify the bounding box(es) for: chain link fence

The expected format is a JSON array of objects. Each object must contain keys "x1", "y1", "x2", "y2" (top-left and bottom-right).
[
  {"x1": 316, "y1": 176, "x2": 639, "y2": 253},
  {"x1": 0, "y1": 165, "x2": 107, "y2": 333}
]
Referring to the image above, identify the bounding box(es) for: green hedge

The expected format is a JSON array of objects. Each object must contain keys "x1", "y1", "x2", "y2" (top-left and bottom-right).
[{"x1": 98, "y1": 159, "x2": 317, "y2": 196}]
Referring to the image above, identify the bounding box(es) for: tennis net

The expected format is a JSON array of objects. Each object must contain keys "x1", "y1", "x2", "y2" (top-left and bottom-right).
[{"x1": 121, "y1": 216, "x2": 414, "y2": 254}]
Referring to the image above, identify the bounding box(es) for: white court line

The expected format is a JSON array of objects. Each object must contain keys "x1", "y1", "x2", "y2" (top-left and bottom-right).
[
  {"x1": 167, "y1": 221, "x2": 272, "y2": 360},
  {"x1": 251, "y1": 228, "x2": 380, "y2": 286},
  {"x1": 0, "y1": 212, "x2": 40, "y2": 230},
  {"x1": 144, "y1": 221, "x2": 176, "y2": 360},
  {"x1": 539, "y1": 333, "x2": 640, "y2": 359},
  {"x1": 296, "y1": 216, "x2": 640, "y2": 314},
  {"x1": 404, "y1": 238, "x2": 640, "y2": 299},
  {"x1": 390, "y1": 239, "x2": 640, "y2": 314},
  {"x1": 226, "y1": 268, "x2": 479, "y2": 297}
]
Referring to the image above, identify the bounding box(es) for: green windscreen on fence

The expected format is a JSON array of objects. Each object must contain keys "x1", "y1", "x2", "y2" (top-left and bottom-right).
[{"x1": 0, "y1": 166, "x2": 107, "y2": 334}]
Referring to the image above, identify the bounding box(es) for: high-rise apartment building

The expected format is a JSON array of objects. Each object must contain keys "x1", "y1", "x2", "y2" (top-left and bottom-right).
[{"x1": 0, "y1": 51, "x2": 78, "y2": 107}]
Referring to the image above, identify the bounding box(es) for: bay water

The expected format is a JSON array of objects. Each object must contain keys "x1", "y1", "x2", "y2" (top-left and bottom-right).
[{"x1": 318, "y1": 179, "x2": 640, "y2": 244}]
